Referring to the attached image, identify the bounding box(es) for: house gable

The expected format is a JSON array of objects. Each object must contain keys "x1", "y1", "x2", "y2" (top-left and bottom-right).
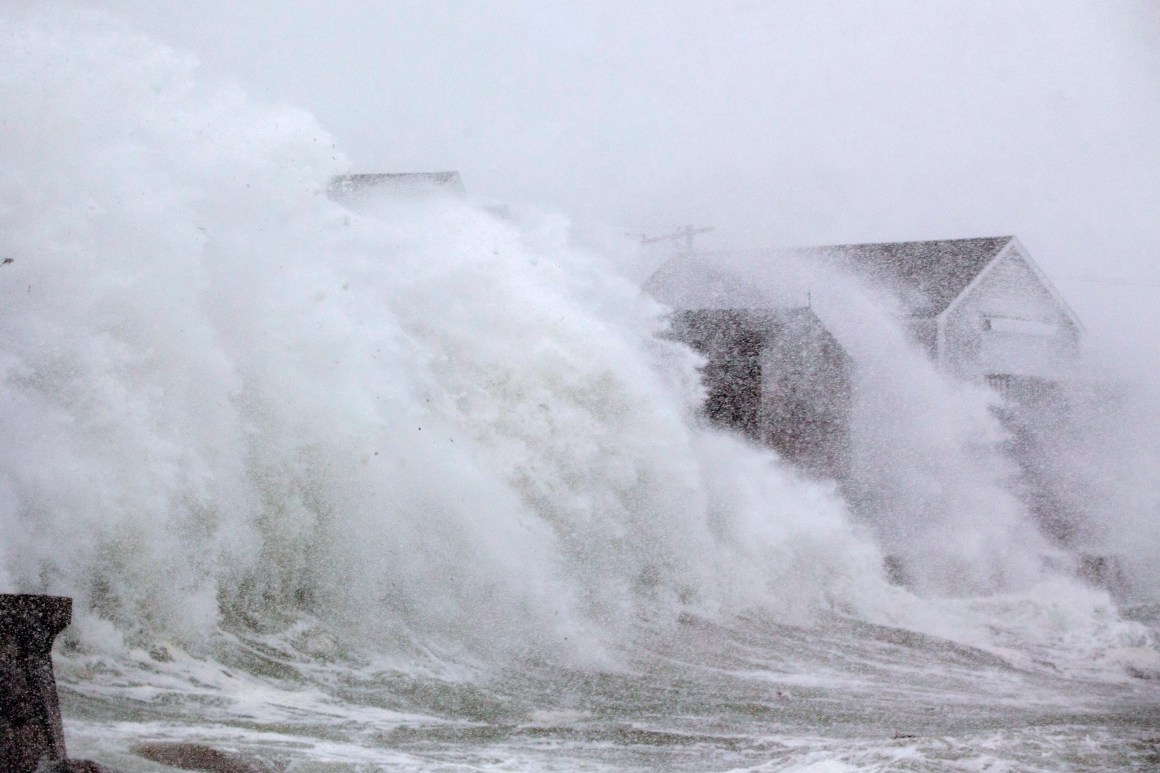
[
  {"x1": 940, "y1": 238, "x2": 1083, "y2": 331},
  {"x1": 940, "y1": 240, "x2": 1082, "y2": 379}
]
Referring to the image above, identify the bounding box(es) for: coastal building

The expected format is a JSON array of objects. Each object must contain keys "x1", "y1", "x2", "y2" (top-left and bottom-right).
[
  {"x1": 670, "y1": 307, "x2": 852, "y2": 479},
  {"x1": 328, "y1": 171, "x2": 466, "y2": 202},
  {"x1": 816, "y1": 236, "x2": 1087, "y2": 541},
  {"x1": 821, "y1": 236, "x2": 1083, "y2": 384},
  {"x1": 645, "y1": 236, "x2": 1083, "y2": 499},
  {"x1": 644, "y1": 257, "x2": 852, "y2": 479}
]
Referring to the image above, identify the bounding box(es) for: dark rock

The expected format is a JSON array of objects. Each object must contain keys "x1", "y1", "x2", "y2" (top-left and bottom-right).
[
  {"x1": 37, "y1": 761, "x2": 111, "y2": 772},
  {"x1": 0, "y1": 594, "x2": 73, "y2": 773},
  {"x1": 132, "y1": 742, "x2": 283, "y2": 773}
]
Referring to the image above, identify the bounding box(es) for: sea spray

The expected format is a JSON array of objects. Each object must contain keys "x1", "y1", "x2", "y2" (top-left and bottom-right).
[
  {"x1": 0, "y1": 10, "x2": 894, "y2": 665},
  {"x1": 658, "y1": 249, "x2": 1063, "y2": 595},
  {"x1": 824, "y1": 285, "x2": 1056, "y2": 596},
  {"x1": 1020, "y1": 370, "x2": 1160, "y2": 600}
]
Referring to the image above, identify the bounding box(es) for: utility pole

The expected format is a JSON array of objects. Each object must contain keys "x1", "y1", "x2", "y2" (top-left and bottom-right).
[{"x1": 641, "y1": 225, "x2": 715, "y2": 255}]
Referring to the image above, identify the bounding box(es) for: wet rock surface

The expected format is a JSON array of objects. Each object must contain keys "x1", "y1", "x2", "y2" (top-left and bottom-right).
[
  {"x1": 36, "y1": 761, "x2": 111, "y2": 772},
  {"x1": 132, "y1": 742, "x2": 284, "y2": 773}
]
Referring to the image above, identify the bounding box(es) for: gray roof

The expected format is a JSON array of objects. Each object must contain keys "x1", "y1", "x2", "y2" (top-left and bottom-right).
[
  {"x1": 671, "y1": 306, "x2": 850, "y2": 359},
  {"x1": 817, "y1": 236, "x2": 1014, "y2": 317},
  {"x1": 643, "y1": 253, "x2": 770, "y2": 310},
  {"x1": 645, "y1": 236, "x2": 1016, "y2": 318},
  {"x1": 328, "y1": 171, "x2": 466, "y2": 200}
]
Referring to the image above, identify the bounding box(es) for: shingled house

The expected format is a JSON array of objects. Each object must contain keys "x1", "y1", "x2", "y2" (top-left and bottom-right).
[
  {"x1": 645, "y1": 258, "x2": 852, "y2": 478},
  {"x1": 645, "y1": 236, "x2": 1083, "y2": 495},
  {"x1": 675, "y1": 308, "x2": 852, "y2": 478},
  {"x1": 821, "y1": 236, "x2": 1083, "y2": 384},
  {"x1": 814, "y1": 236, "x2": 1086, "y2": 539}
]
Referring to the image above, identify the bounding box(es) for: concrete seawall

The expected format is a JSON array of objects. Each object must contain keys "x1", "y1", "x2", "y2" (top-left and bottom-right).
[{"x1": 0, "y1": 594, "x2": 105, "y2": 773}]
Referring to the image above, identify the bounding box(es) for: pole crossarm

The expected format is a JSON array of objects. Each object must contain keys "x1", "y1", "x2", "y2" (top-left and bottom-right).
[{"x1": 641, "y1": 225, "x2": 715, "y2": 253}]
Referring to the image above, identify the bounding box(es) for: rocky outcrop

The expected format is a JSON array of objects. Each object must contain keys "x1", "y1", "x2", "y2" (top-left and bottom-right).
[{"x1": 132, "y1": 742, "x2": 283, "y2": 772}]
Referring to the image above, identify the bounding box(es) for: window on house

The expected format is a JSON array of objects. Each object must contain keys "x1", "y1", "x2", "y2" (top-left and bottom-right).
[{"x1": 981, "y1": 315, "x2": 1057, "y2": 336}]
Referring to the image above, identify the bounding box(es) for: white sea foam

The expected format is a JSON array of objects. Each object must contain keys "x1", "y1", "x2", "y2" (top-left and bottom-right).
[{"x1": 0, "y1": 9, "x2": 896, "y2": 662}]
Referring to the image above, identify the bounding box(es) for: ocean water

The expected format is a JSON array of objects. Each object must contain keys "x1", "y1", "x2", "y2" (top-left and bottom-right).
[{"x1": 2, "y1": 10, "x2": 1159, "y2": 771}]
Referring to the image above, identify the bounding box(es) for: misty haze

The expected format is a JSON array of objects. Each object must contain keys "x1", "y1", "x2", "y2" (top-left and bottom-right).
[{"x1": 1, "y1": 2, "x2": 1158, "y2": 771}]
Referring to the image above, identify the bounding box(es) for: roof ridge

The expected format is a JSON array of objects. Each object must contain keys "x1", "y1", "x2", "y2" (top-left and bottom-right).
[
  {"x1": 647, "y1": 236, "x2": 1020, "y2": 318},
  {"x1": 802, "y1": 235, "x2": 1013, "y2": 251}
]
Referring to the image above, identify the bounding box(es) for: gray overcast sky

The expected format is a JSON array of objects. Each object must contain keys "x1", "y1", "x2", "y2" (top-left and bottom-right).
[{"x1": 84, "y1": 0, "x2": 1160, "y2": 349}]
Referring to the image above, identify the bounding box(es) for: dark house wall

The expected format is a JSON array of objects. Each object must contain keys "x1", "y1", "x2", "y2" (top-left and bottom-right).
[
  {"x1": 671, "y1": 310, "x2": 766, "y2": 437},
  {"x1": 669, "y1": 308, "x2": 852, "y2": 479},
  {"x1": 759, "y1": 312, "x2": 853, "y2": 480}
]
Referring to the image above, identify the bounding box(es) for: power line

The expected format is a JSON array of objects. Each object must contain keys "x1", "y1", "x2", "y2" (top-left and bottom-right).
[{"x1": 1049, "y1": 275, "x2": 1160, "y2": 289}]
